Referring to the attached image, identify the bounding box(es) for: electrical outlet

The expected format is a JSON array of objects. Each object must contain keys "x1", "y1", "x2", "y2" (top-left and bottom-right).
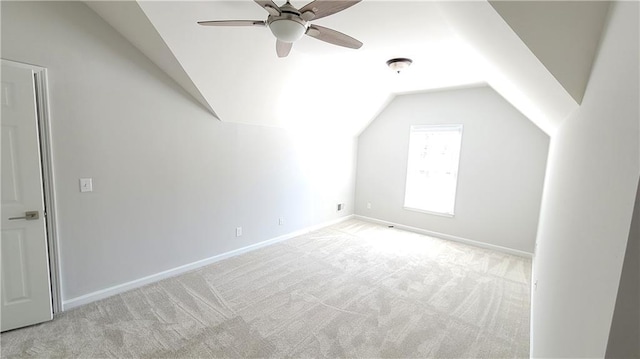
[
  {"x1": 236, "y1": 227, "x2": 242, "y2": 237},
  {"x1": 278, "y1": 217, "x2": 284, "y2": 226},
  {"x1": 367, "y1": 202, "x2": 371, "y2": 209},
  {"x1": 337, "y1": 203, "x2": 345, "y2": 211}
]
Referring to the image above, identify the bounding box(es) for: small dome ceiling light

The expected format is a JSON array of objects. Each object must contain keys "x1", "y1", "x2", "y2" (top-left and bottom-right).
[
  {"x1": 269, "y1": 17, "x2": 307, "y2": 43},
  {"x1": 386, "y1": 58, "x2": 413, "y2": 74}
]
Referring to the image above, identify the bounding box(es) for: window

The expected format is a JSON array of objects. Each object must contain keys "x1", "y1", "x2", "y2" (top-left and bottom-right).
[{"x1": 404, "y1": 124, "x2": 463, "y2": 216}]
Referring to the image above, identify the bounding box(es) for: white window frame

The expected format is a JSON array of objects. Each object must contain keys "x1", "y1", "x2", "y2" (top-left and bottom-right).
[{"x1": 403, "y1": 124, "x2": 463, "y2": 217}]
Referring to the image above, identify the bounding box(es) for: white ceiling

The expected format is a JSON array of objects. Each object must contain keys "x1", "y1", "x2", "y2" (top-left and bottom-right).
[{"x1": 87, "y1": 1, "x2": 609, "y2": 137}]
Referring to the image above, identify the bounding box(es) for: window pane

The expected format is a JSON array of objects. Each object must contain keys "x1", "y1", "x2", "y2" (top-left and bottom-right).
[{"x1": 404, "y1": 125, "x2": 463, "y2": 215}]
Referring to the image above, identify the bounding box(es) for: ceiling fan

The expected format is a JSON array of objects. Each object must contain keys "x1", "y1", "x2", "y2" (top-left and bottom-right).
[{"x1": 198, "y1": 0, "x2": 363, "y2": 58}]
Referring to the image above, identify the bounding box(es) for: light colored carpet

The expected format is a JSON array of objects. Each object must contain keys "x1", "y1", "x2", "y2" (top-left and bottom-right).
[{"x1": 1, "y1": 219, "x2": 531, "y2": 358}]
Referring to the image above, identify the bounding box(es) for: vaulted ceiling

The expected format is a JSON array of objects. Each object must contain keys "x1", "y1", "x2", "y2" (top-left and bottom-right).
[{"x1": 86, "y1": 1, "x2": 610, "y2": 137}]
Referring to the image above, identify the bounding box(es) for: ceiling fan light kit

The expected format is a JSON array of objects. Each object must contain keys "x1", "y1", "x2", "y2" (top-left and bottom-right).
[
  {"x1": 269, "y1": 18, "x2": 306, "y2": 42},
  {"x1": 198, "y1": 0, "x2": 363, "y2": 58},
  {"x1": 387, "y1": 58, "x2": 413, "y2": 73}
]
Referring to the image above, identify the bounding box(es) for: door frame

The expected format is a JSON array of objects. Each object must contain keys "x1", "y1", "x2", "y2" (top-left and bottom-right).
[{"x1": 2, "y1": 59, "x2": 62, "y2": 313}]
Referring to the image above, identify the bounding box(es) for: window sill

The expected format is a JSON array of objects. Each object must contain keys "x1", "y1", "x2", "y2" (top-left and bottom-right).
[{"x1": 403, "y1": 206, "x2": 455, "y2": 218}]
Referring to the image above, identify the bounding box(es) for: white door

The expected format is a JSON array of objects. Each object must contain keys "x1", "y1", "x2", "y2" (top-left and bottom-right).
[{"x1": 1, "y1": 61, "x2": 53, "y2": 331}]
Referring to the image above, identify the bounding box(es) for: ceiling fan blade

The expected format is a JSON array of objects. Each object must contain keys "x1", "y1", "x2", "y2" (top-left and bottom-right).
[
  {"x1": 254, "y1": 0, "x2": 281, "y2": 16},
  {"x1": 198, "y1": 20, "x2": 266, "y2": 27},
  {"x1": 306, "y1": 24, "x2": 362, "y2": 49},
  {"x1": 299, "y1": 0, "x2": 361, "y2": 20},
  {"x1": 276, "y1": 40, "x2": 293, "y2": 58}
]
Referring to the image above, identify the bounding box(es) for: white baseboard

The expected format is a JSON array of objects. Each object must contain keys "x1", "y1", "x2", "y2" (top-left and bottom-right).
[
  {"x1": 354, "y1": 215, "x2": 533, "y2": 258},
  {"x1": 62, "y1": 215, "x2": 354, "y2": 311}
]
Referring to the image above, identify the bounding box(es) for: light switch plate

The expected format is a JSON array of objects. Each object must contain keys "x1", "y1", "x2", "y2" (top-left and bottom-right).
[{"x1": 80, "y1": 178, "x2": 93, "y2": 192}]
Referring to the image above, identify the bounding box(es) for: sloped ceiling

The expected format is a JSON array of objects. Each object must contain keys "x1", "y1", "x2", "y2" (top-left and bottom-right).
[
  {"x1": 489, "y1": 1, "x2": 610, "y2": 104},
  {"x1": 86, "y1": 1, "x2": 609, "y2": 137},
  {"x1": 86, "y1": 1, "x2": 218, "y2": 117}
]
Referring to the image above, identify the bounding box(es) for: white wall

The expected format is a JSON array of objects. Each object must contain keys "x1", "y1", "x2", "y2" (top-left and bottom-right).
[
  {"x1": 531, "y1": 2, "x2": 639, "y2": 357},
  {"x1": 1, "y1": 1, "x2": 356, "y2": 303},
  {"x1": 606, "y1": 179, "x2": 640, "y2": 358},
  {"x1": 355, "y1": 86, "x2": 549, "y2": 253}
]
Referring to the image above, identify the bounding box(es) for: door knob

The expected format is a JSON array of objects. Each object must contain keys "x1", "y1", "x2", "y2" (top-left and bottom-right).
[{"x1": 8, "y1": 211, "x2": 39, "y2": 221}]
